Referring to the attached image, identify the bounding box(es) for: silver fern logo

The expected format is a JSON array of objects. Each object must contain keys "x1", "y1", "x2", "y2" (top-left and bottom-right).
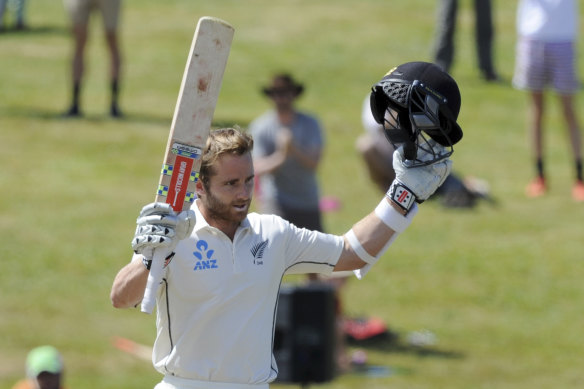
[{"x1": 251, "y1": 240, "x2": 269, "y2": 265}]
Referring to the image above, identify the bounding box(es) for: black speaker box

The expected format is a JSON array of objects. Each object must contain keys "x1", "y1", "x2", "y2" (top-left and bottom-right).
[{"x1": 273, "y1": 283, "x2": 336, "y2": 384}]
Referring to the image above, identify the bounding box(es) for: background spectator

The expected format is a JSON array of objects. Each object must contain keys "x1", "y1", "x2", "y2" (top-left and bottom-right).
[
  {"x1": 0, "y1": 0, "x2": 27, "y2": 31},
  {"x1": 62, "y1": 0, "x2": 123, "y2": 118},
  {"x1": 11, "y1": 345, "x2": 65, "y2": 389},
  {"x1": 432, "y1": 0, "x2": 499, "y2": 81},
  {"x1": 513, "y1": 0, "x2": 583, "y2": 201}
]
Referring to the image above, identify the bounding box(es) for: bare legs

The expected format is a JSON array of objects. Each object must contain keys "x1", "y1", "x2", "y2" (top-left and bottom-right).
[
  {"x1": 65, "y1": 24, "x2": 122, "y2": 117},
  {"x1": 526, "y1": 91, "x2": 583, "y2": 200}
]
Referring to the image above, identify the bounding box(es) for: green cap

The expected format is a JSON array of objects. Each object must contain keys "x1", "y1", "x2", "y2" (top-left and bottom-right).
[{"x1": 26, "y1": 346, "x2": 63, "y2": 378}]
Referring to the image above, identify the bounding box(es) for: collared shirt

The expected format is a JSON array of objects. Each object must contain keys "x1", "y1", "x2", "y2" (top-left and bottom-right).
[{"x1": 147, "y1": 200, "x2": 344, "y2": 385}]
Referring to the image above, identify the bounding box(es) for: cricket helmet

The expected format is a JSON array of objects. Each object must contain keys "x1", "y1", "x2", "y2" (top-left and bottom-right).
[{"x1": 369, "y1": 61, "x2": 463, "y2": 166}]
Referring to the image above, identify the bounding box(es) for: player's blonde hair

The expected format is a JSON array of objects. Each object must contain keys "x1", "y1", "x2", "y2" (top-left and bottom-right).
[{"x1": 200, "y1": 127, "x2": 254, "y2": 185}]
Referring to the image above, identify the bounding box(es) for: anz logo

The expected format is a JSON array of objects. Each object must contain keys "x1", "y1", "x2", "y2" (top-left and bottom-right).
[{"x1": 193, "y1": 239, "x2": 218, "y2": 271}]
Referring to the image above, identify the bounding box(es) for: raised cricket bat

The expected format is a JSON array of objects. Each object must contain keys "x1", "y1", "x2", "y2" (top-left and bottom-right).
[{"x1": 141, "y1": 16, "x2": 234, "y2": 314}]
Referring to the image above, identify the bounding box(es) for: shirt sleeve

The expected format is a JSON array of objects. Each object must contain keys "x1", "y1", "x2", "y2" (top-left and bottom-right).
[{"x1": 282, "y1": 222, "x2": 344, "y2": 276}]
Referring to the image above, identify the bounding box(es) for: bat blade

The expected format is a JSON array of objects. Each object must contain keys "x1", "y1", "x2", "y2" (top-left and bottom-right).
[
  {"x1": 157, "y1": 16, "x2": 234, "y2": 212},
  {"x1": 141, "y1": 17, "x2": 234, "y2": 314}
]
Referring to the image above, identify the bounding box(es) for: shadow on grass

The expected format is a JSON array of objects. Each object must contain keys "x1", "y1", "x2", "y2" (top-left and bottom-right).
[
  {"x1": 0, "y1": 106, "x2": 249, "y2": 129},
  {"x1": 346, "y1": 331, "x2": 465, "y2": 360},
  {"x1": 0, "y1": 24, "x2": 69, "y2": 37},
  {"x1": 0, "y1": 106, "x2": 170, "y2": 126}
]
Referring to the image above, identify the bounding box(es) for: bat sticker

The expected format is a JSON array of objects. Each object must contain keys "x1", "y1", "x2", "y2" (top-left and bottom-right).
[
  {"x1": 157, "y1": 185, "x2": 196, "y2": 203},
  {"x1": 171, "y1": 143, "x2": 202, "y2": 159},
  {"x1": 162, "y1": 164, "x2": 198, "y2": 182}
]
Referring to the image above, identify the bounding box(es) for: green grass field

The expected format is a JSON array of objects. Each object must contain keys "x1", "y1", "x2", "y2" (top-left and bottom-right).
[{"x1": 2, "y1": 1, "x2": 584, "y2": 388}]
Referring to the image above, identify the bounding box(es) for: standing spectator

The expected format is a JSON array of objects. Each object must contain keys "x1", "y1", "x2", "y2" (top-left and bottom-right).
[
  {"x1": 513, "y1": 0, "x2": 584, "y2": 201},
  {"x1": 11, "y1": 346, "x2": 65, "y2": 389},
  {"x1": 249, "y1": 74, "x2": 353, "y2": 369},
  {"x1": 62, "y1": 0, "x2": 123, "y2": 118},
  {"x1": 249, "y1": 73, "x2": 324, "y2": 233},
  {"x1": 432, "y1": 0, "x2": 499, "y2": 81},
  {"x1": 0, "y1": 0, "x2": 26, "y2": 30}
]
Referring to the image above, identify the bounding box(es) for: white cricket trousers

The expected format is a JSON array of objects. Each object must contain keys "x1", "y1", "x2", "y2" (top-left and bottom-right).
[{"x1": 154, "y1": 375, "x2": 269, "y2": 389}]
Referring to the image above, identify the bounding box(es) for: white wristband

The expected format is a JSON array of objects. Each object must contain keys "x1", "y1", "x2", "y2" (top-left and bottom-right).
[
  {"x1": 346, "y1": 229, "x2": 377, "y2": 265},
  {"x1": 375, "y1": 198, "x2": 417, "y2": 233},
  {"x1": 350, "y1": 200, "x2": 418, "y2": 280}
]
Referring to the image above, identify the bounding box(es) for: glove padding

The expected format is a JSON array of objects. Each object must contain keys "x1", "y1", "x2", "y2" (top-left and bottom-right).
[
  {"x1": 388, "y1": 140, "x2": 452, "y2": 212},
  {"x1": 132, "y1": 202, "x2": 196, "y2": 256}
]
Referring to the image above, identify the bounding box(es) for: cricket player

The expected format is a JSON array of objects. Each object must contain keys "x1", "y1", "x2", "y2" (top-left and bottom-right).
[{"x1": 111, "y1": 61, "x2": 463, "y2": 389}]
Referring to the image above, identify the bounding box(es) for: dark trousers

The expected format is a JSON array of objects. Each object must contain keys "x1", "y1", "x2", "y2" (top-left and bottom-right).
[{"x1": 433, "y1": 0, "x2": 495, "y2": 76}]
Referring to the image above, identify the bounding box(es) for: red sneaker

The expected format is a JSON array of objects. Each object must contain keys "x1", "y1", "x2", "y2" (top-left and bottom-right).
[
  {"x1": 343, "y1": 317, "x2": 387, "y2": 341},
  {"x1": 526, "y1": 177, "x2": 546, "y2": 198},
  {"x1": 572, "y1": 181, "x2": 584, "y2": 202}
]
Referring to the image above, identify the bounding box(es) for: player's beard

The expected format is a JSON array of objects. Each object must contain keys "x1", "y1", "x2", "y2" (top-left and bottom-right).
[{"x1": 203, "y1": 188, "x2": 250, "y2": 225}]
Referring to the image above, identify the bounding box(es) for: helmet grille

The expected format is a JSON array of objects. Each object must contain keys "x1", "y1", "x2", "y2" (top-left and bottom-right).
[{"x1": 381, "y1": 81, "x2": 410, "y2": 108}]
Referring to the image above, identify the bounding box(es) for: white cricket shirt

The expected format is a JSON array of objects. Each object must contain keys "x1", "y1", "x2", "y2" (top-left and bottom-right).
[{"x1": 149, "y1": 200, "x2": 344, "y2": 385}]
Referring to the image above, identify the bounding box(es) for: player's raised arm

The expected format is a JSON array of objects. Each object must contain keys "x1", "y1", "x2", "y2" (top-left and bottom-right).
[
  {"x1": 334, "y1": 61, "x2": 462, "y2": 277},
  {"x1": 335, "y1": 140, "x2": 451, "y2": 274}
]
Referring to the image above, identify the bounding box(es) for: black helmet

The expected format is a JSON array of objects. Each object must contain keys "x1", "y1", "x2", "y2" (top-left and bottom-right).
[{"x1": 370, "y1": 61, "x2": 463, "y2": 166}]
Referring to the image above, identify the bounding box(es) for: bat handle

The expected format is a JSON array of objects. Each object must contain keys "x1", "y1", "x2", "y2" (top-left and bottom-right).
[{"x1": 141, "y1": 248, "x2": 169, "y2": 314}]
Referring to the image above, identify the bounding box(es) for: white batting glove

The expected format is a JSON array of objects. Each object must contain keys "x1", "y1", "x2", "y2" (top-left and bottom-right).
[
  {"x1": 387, "y1": 140, "x2": 452, "y2": 214},
  {"x1": 131, "y1": 202, "x2": 196, "y2": 258}
]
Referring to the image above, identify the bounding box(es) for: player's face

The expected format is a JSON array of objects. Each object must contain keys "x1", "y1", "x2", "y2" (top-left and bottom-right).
[{"x1": 198, "y1": 152, "x2": 254, "y2": 225}]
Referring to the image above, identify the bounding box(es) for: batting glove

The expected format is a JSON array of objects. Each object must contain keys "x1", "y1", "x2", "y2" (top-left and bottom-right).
[
  {"x1": 131, "y1": 202, "x2": 196, "y2": 257},
  {"x1": 387, "y1": 140, "x2": 452, "y2": 214}
]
